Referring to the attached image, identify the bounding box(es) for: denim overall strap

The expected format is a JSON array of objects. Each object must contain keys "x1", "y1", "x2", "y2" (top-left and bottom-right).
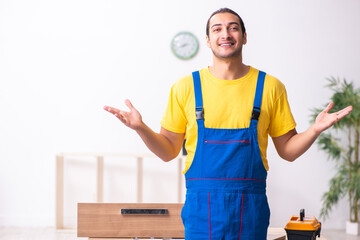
[
  {"x1": 250, "y1": 71, "x2": 266, "y2": 128},
  {"x1": 192, "y1": 71, "x2": 204, "y2": 129}
]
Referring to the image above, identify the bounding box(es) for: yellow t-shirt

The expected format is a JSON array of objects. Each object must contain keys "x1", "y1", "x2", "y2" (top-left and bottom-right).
[{"x1": 160, "y1": 66, "x2": 296, "y2": 173}]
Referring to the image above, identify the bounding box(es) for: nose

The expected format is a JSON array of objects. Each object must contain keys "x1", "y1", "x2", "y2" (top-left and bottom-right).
[{"x1": 220, "y1": 29, "x2": 231, "y2": 39}]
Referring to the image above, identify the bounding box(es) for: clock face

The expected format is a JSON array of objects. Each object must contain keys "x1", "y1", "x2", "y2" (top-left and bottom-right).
[{"x1": 171, "y1": 32, "x2": 199, "y2": 60}]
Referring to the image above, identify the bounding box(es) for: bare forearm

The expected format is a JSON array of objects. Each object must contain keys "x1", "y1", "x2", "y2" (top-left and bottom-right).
[
  {"x1": 135, "y1": 123, "x2": 184, "y2": 162},
  {"x1": 104, "y1": 102, "x2": 184, "y2": 162},
  {"x1": 279, "y1": 126, "x2": 321, "y2": 161},
  {"x1": 273, "y1": 103, "x2": 353, "y2": 162}
]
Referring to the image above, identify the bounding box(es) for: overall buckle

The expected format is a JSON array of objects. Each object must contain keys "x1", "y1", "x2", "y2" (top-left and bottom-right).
[
  {"x1": 196, "y1": 108, "x2": 204, "y2": 120},
  {"x1": 252, "y1": 108, "x2": 260, "y2": 120}
]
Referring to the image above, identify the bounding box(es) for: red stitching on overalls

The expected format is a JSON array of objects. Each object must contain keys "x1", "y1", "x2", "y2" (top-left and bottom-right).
[
  {"x1": 239, "y1": 193, "x2": 244, "y2": 240},
  {"x1": 204, "y1": 141, "x2": 251, "y2": 143},
  {"x1": 208, "y1": 192, "x2": 211, "y2": 240},
  {"x1": 186, "y1": 177, "x2": 265, "y2": 182}
]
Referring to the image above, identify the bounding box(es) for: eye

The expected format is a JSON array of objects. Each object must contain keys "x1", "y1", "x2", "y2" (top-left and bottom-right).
[
  {"x1": 230, "y1": 26, "x2": 239, "y2": 31},
  {"x1": 213, "y1": 27, "x2": 221, "y2": 33}
]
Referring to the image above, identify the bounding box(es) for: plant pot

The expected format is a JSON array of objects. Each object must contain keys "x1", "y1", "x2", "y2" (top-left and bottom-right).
[{"x1": 346, "y1": 221, "x2": 360, "y2": 235}]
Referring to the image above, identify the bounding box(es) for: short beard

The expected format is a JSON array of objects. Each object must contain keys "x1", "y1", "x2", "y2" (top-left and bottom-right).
[{"x1": 211, "y1": 45, "x2": 243, "y2": 59}]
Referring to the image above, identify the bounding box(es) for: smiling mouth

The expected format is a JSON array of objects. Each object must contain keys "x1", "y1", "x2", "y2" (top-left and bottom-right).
[{"x1": 219, "y1": 43, "x2": 234, "y2": 47}]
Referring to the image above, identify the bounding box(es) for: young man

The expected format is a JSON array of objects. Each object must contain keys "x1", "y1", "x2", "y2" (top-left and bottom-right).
[{"x1": 104, "y1": 8, "x2": 352, "y2": 240}]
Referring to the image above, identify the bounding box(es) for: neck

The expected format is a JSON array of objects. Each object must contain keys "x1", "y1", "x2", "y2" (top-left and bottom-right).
[{"x1": 209, "y1": 55, "x2": 249, "y2": 80}]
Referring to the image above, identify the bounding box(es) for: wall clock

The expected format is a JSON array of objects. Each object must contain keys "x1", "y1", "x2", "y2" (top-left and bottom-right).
[{"x1": 171, "y1": 31, "x2": 199, "y2": 60}]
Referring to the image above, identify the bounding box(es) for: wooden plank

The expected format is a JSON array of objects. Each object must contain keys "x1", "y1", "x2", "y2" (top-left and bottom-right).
[
  {"x1": 56, "y1": 155, "x2": 64, "y2": 229},
  {"x1": 177, "y1": 157, "x2": 182, "y2": 203},
  {"x1": 57, "y1": 152, "x2": 156, "y2": 158},
  {"x1": 88, "y1": 239, "x2": 167, "y2": 240},
  {"x1": 78, "y1": 203, "x2": 184, "y2": 238},
  {"x1": 97, "y1": 156, "x2": 104, "y2": 203},
  {"x1": 137, "y1": 157, "x2": 143, "y2": 203},
  {"x1": 88, "y1": 239, "x2": 176, "y2": 240}
]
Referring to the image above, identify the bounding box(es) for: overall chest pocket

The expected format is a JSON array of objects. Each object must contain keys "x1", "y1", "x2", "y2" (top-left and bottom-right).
[
  {"x1": 202, "y1": 139, "x2": 252, "y2": 160},
  {"x1": 204, "y1": 140, "x2": 251, "y2": 144}
]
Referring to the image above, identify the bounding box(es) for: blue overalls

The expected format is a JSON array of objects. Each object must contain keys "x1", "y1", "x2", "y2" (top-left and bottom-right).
[{"x1": 181, "y1": 71, "x2": 270, "y2": 240}]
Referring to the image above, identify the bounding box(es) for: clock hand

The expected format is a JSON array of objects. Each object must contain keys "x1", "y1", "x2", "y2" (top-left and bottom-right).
[{"x1": 175, "y1": 43, "x2": 188, "y2": 50}]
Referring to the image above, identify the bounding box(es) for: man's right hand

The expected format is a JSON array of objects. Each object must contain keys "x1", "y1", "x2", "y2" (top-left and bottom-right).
[
  {"x1": 104, "y1": 99, "x2": 185, "y2": 162},
  {"x1": 104, "y1": 99, "x2": 143, "y2": 131}
]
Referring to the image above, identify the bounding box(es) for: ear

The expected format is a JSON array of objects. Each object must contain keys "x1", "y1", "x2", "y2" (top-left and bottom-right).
[
  {"x1": 242, "y1": 32, "x2": 247, "y2": 45},
  {"x1": 206, "y1": 35, "x2": 211, "y2": 48}
]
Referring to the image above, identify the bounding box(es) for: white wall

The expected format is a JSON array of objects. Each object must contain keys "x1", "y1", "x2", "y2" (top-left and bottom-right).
[{"x1": 0, "y1": 0, "x2": 359, "y2": 229}]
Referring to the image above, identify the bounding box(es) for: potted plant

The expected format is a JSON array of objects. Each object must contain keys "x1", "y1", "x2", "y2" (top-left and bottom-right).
[{"x1": 311, "y1": 77, "x2": 360, "y2": 235}]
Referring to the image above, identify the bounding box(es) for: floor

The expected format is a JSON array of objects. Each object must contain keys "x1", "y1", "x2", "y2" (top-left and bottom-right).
[
  {"x1": 322, "y1": 229, "x2": 360, "y2": 240},
  {"x1": 0, "y1": 227, "x2": 359, "y2": 240}
]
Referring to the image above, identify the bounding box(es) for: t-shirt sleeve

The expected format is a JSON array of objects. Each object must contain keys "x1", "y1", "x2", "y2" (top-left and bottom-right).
[
  {"x1": 268, "y1": 87, "x2": 296, "y2": 138},
  {"x1": 160, "y1": 80, "x2": 188, "y2": 134}
]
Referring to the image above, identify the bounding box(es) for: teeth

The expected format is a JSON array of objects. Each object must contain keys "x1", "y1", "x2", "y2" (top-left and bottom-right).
[{"x1": 221, "y1": 43, "x2": 232, "y2": 46}]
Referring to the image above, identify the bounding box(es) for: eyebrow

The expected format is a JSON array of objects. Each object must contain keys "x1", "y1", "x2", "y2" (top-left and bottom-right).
[{"x1": 211, "y1": 22, "x2": 240, "y2": 29}]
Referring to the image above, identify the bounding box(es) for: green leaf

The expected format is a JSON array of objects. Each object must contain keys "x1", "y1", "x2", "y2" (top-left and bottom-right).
[{"x1": 311, "y1": 77, "x2": 360, "y2": 221}]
